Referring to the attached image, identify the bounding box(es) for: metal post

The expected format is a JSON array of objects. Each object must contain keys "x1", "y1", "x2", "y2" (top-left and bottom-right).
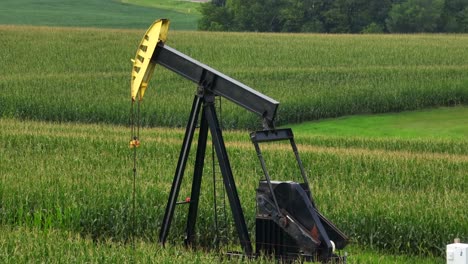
[
  {"x1": 289, "y1": 138, "x2": 314, "y2": 205},
  {"x1": 252, "y1": 142, "x2": 283, "y2": 217},
  {"x1": 184, "y1": 107, "x2": 209, "y2": 246},
  {"x1": 159, "y1": 96, "x2": 202, "y2": 245},
  {"x1": 204, "y1": 102, "x2": 253, "y2": 256}
]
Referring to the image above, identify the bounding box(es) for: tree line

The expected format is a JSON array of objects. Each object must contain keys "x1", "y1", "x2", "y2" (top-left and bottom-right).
[{"x1": 198, "y1": 0, "x2": 468, "y2": 33}]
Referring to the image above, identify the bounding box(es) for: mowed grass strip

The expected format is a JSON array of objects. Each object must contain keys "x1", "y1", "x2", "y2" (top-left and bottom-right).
[
  {"x1": 122, "y1": 0, "x2": 202, "y2": 15},
  {"x1": 0, "y1": 0, "x2": 199, "y2": 30},
  {"x1": 290, "y1": 106, "x2": 468, "y2": 139},
  {"x1": 289, "y1": 106, "x2": 468, "y2": 155},
  {"x1": 1, "y1": 26, "x2": 467, "y2": 128},
  {"x1": 0, "y1": 118, "x2": 466, "y2": 260}
]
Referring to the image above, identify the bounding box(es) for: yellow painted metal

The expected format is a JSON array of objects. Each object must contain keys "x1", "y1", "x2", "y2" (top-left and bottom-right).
[{"x1": 131, "y1": 19, "x2": 170, "y2": 101}]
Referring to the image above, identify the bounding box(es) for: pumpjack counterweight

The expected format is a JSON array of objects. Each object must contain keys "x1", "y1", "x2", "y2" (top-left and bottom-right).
[
  {"x1": 251, "y1": 129, "x2": 348, "y2": 262},
  {"x1": 130, "y1": 18, "x2": 348, "y2": 263}
]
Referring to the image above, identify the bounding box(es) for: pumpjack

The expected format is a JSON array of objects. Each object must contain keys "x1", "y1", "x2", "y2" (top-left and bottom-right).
[{"x1": 130, "y1": 19, "x2": 348, "y2": 262}]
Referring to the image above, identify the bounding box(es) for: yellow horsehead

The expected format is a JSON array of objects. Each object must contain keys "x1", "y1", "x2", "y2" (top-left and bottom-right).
[
  {"x1": 129, "y1": 19, "x2": 169, "y2": 148},
  {"x1": 130, "y1": 19, "x2": 170, "y2": 102}
]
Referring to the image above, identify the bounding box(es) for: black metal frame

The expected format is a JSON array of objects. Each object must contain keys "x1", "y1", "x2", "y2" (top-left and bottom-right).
[
  {"x1": 158, "y1": 92, "x2": 253, "y2": 255},
  {"x1": 151, "y1": 41, "x2": 347, "y2": 262},
  {"x1": 250, "y1": 129, "x2": 342, "y2": 260},
  {"x1": 154, "y1": 42, "x2": 281, "y2": 257},
  {"x1": 250, "y1": 129, "x2": 313, "y2": 209}
]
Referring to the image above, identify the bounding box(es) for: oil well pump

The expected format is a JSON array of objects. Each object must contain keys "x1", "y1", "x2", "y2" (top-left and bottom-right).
[{"x1": 129, "y1": 19, "x2": 348, "y2": 262}]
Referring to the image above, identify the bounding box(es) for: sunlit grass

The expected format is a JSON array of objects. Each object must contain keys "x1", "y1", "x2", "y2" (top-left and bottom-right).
[
  {"x1": 289, "y1": 106, "x2": 468, "y2": 140},
  {"x1": 1, "y1": 26, "x2": 467, "y2": 129},
  {"x1": 1, "y1": 118, "x2": 465, "y2": 262}
]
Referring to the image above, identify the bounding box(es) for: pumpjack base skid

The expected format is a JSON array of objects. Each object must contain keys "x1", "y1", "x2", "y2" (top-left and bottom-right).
[{"x1": 225, "y1": 252, "x2": 348, "y2": 264}]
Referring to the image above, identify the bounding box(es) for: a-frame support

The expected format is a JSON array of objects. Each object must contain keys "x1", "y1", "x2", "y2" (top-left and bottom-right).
[
  {"x1": 159, "y1": 92, "x2": 253, "y2": 256},
  {"x1": 131, "y1": 19, "x2": 347, "y2": 263}
]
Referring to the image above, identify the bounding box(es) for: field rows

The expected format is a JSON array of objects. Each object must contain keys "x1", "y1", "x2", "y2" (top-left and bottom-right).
[
  {"x1": 1, "y1": 118, "x2": 466, "y2": 261},
  {"x1": 1, "y1": 25, "x2": 467, "y2": 263},
  {"x1": 0, "y1": 0, "x2": 200, "y2": 30},
  {"x1": 0, "y1": 226, "x2": 440, "y2": 264},
  {"x1": 1, "y1": 26, "x2": 467, "y2": 128},
  {"x1": 4, "y1": 119, "x2": 467, "y2": 160}
]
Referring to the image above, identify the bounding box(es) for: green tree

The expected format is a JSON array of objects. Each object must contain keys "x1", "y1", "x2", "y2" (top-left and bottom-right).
[
  {"x1": 322, "y1": 0, "x2": 351, "y2": 32},
  {"x1": 277, "y1": 0, "x2": 328, "y2": 32},
  {"x1": 363, "y1": 0, "x2": 394, "y2": 32},
  {"x1": 362, "y1": 22, "x2": 385, "y2": 33},
  {"x1": 198, "y1": 2, "x2": 233, "y2": 31},
  {"x1": 229, "y1": 0, "x2": 284, "y2": 32},
  {"x1": 322, "y1": 0, "x2": 393, "y2": 33},
  {"x1": 441, "y1": 0, "x2": 468, "y2": 32},
  {"x1": 212, "y1": 0, "x2": 226, "y2": 6},
  {"x1": 198, "y1": 0, "x2": 458, "y2": 33},
  {"x1": 278, "y1": 0, "x2": 305, "y2": 32},
  {"x1": 386, "y1": 0, "x2": 445, "y2": 32}
]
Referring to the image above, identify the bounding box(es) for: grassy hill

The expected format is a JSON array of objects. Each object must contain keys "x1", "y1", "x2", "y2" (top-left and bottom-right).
[{"x1": 0, "y1": 0, "x2": 200, "y2": 30}]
